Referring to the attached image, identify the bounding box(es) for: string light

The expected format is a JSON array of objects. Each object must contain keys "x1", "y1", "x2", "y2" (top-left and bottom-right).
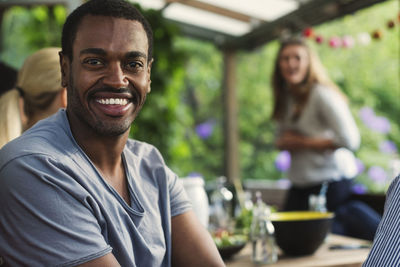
[{"x1": 302, "y1": 13, "x2": 399, "y2": 49}]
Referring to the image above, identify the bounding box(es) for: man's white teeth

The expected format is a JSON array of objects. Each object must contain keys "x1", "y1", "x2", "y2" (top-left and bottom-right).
[{"x1": 97, "y1": 98, "x2": 128, "y2": 105}]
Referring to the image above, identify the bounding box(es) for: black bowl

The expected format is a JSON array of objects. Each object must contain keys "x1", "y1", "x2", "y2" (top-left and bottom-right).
[
  {"x1": 218, "y1": 242, "x2": 246, "y2": 259},
  {"x1": 270, "y1": 211, "x2": 334, "y2": 256}
]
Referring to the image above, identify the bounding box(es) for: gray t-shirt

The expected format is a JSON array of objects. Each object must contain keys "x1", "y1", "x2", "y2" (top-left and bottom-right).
[{"x1": 0, "y1": 109, "x2": 192, "y2": 267}]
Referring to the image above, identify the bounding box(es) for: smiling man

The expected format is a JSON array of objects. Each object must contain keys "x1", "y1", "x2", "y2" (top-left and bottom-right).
[{"x1": 0, "y1": 1, "x2": 224, "y2": 266}]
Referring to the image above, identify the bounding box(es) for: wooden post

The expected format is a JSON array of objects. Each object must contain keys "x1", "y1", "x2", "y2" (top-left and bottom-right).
[{"x1": 222, "y1": 49, "x2": 239, "y2": 185}]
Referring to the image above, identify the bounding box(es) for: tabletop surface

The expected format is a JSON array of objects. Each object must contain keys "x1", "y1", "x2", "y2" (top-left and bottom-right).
[{"x1": 225, "y1": 234, "x2": 371, "y2": 267}]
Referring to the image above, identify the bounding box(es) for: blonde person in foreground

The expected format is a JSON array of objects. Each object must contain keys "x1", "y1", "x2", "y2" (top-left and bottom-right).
[
  {"x1": 0, "y1": 0, "x2": 224, "y2": 266},
  {"x1": 0, "y1": 47, "x2": 67, "y2": 148}
]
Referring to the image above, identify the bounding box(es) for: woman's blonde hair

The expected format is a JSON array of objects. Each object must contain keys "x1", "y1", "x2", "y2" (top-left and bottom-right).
[
  {"x1": 0, "y1": 89, "x2": 22, "y2": 148},
  {"x1": 271, "y1": 38, "x2": 345, "y2": 121},
  {"x1": 0, "y1": 47, "x2": 62, "y2": 148}
]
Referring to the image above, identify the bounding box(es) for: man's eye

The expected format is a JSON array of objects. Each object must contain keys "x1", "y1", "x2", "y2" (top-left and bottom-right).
[
  {"x1": 126, "y1": 61, "x2": 143, "y2": 70},
  {"x1": 83, "y1": 58, "x2": 103, "y2": 66}
]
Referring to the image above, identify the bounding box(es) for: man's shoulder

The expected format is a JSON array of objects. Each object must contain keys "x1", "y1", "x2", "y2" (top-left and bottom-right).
[
  {"x1": 126, "y1": 139, "x2": 159, "y2": 155},
  {"x1": 125, "y1": 139, "x2": 166, "y2": 165},
  {"x1": 0, "y1": 110, "x2": 76, "y2": 169}
]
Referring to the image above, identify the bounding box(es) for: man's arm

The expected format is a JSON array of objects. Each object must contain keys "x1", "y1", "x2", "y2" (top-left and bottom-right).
[
  {"x1": 77, "y1": 253, "x2": 120, "y2": 267},
  {"x1": 171, "y1": 211, "x2": 225, "y2": 267}
]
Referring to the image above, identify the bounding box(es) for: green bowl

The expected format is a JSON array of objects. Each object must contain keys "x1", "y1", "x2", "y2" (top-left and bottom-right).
[{"x1": 270, "y1": 211, "x2": 334, "y2": 256}]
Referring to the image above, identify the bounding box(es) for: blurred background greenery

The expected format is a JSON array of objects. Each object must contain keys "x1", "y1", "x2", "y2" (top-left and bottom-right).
[{"x1": 1, "y1": 0, "x2": 398, "y2": 193}]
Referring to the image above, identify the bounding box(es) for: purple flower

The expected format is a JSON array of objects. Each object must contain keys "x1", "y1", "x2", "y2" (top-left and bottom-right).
[
  {"x1": 380, "y1": 140, "x2": 398, "y2": 154},
  {"x1": 188, "y1": 172, "x2": 203, "y2": 178},
  {"x1": 355, "y1": 158, "x2": 365, "y2": 175},
  {"x1": 359, "y1": 107, "x2": 375, "y2": 123},
  {"x1": 372, "y1": 116, "x2": 391, "y2": 134},
  {"x1": 195, "y1": 120, "x2": 215, "y2": 139},
  {"x1": 352, "y1": 183, "x2": 368, "y2": 194},
  {"x1": 275, "y1": 150, "x2": 291, "y2": 172},
  {"x1": 359, "y1": 107, "x2": 391, "y2": 134},
  {"x1": 367, "y1": 166, "x2": 387, "y2": 183}
]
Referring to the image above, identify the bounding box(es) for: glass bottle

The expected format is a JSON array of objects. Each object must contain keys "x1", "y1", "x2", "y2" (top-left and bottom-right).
[
  {"x1": 235, "y1": 191, "x2": 254, "y2": 235},
  {"x1": 181, "y1": 175, "x2": 209, "y2": 228},
  {"x1": 309, "y1": 182, "x2": 328, "y2": 212},
  {"x1": 209, "y1": 176, "x2": 233, "y2": 231},
  {"x1": 244, "y1": 191, "x2": 254, "y2": 211},
  {"x1": 250, "y1": 191, "x2": 278, "y2": 264}
]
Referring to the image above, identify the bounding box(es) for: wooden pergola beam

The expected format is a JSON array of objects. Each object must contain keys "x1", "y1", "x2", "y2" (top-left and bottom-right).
[
  {"x1": 165, "y1": 0, "x2": 264, "y2": 23},
  {"x1": 222, "y1": 0, "x2": 389, "y2": 50}
]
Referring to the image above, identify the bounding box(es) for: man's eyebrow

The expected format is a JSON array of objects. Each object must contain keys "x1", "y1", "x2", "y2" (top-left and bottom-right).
[
  {"x1": 79, "y1": 49, "x2": 147, "y2": 60},
  {"x1": 80, "y1": 48, "x2": 106, "y2": 56},
  {"x1": 125, "y1": 51, "x2": 147, "y2": 60}
]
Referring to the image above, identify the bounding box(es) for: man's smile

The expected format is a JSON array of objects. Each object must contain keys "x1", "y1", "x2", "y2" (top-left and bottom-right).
[
  {"x1": 95, "y1": 98, "x2": 129, "y2": 105},
  {"x1": 91, "y1": 92, "x2": 134, "y2": 117}
]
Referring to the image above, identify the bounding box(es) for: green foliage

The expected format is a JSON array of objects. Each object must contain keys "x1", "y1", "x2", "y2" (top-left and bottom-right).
[
  {"x1": 129, "y1": 6, "x2": 188, "y2": 162},
  {"x1": 234, "y1": 207, "x2": 253, "y2": 236},
  {"x1": 170, "y1": 38, "x2": 225, "y2": 178},
  {"x1": 0, "y1": 5, "x2": 65, "y2": 68},
  {"x1": 236, "y1": 43, "x2": 282, "y2": 180}
]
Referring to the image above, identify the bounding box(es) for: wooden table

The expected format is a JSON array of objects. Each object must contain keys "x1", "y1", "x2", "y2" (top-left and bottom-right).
[{"x1": 225, "y1": 234, "x2": 371, "y2": 267}]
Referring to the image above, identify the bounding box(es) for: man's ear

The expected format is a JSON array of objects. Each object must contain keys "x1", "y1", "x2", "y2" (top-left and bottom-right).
[
  {"x1": 60, "y1": 88, "x2": 67, "y2": 108},
  {"x1": 59, "y1": 52, "x2": 69, "y2": 88},
  {"x1": 146, "y1": 58, "x2": 154, "y2": 93}
]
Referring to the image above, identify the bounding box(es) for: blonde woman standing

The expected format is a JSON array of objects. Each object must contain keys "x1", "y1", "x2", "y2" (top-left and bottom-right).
[
  {"x1": 0, "y1": 47, "x2": 66, "y2": 148},
  {"x1": 271, "y1": 38, "x2": 380, "y2": 240}
]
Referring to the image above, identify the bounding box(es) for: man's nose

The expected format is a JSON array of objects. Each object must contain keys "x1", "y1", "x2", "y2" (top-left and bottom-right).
[{"x1": 103, "y1": 63, "x2": 129, "y2": 88}]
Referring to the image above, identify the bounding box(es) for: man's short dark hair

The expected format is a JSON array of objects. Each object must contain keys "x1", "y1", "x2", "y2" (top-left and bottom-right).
[{"x1": 61, "y1": 0, "x2": 153, "y2": 62}]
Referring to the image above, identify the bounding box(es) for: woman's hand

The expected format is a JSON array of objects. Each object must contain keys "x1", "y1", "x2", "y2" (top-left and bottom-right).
[
  {"x1": 275, "y1": 130, "x2": 307, "y2": 150},
  {"x1": 276, "y1": 130, "x2": 336, "y2": 151}
]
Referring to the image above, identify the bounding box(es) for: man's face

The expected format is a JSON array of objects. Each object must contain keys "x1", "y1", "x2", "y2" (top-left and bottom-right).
[{"x1": 61, "y1": 15, "x2": 152, "y2": 137}]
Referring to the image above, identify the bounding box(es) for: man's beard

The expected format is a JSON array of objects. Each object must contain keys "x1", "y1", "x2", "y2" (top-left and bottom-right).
[{"x1": 67, "y1": 76, "x2": 145, "y2": 137}]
